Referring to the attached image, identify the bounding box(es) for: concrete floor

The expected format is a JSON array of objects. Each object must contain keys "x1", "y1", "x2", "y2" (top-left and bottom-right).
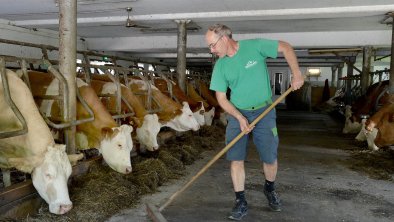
[{"x1": 107, "y1": 110, "x2": 394, "y2": 222}]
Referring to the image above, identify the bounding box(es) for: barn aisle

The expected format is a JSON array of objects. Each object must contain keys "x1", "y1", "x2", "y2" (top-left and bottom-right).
[{"x1": 108, "y1": 110, "x2": 394, "y2": 222}]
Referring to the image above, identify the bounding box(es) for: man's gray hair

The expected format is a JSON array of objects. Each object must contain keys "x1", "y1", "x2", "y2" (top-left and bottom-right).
[{"x1": 208, "y1": 24, "x2": 232, "y2": 39}]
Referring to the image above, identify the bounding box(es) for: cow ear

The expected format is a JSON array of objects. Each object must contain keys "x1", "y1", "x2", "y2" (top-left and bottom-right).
[
  {"x1": 182, "y1": 102, "x2": 190, "y2": 108},
  {"x1": 120, "y1": 124, "x2": 133, "y2": 133},
  {"x1": 8, "y1": 156, "x2": 43, "y2": 173},
  {"x1": 68, "y1": 153, "x2": 84, "y2": 166},
  {"x1": 101, "y1": 127, "x2": 115, "y2": 139}
]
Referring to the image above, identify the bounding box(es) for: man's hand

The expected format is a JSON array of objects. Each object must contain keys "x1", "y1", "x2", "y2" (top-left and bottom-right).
[
  {"x1": 238, "y1": 116, "x2": 254, "y2": 134},
  {"x1": 291, "y1": 74, "x2": 304, "y2": 91}
]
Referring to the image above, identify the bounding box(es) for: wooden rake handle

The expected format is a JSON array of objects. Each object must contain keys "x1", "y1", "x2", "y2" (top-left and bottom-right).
[{"x1": 159, "y1": 87, "x2": 293, "y2": 212}]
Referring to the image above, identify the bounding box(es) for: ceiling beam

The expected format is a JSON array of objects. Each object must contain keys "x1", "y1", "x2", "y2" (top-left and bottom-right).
[
  {"x1": 13, "y1": 5, "x2": 394, "y2": 26},
  {"x1": 86, "y1": 30, "x2": 392, "y2": 53}
]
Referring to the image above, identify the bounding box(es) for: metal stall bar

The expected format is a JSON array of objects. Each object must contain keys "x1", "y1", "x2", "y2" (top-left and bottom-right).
[
  {"x1": 156, "y1": 72, "x2": 179, "y2": 103},
  {"x1": 0, "y1": 38, "x2": 172, "y2": 70},
  {"x1": 389, "y1": 12, "x2": 394, "y2": 94},
  {"x1": 0, "y1": 57, "x2": 28, "y2": 138},
  {"x1": 41, "y1": 60, "x2": 95, "y2": 129},
  {"x1": 77, "y1": 63, "x2": 165, "y2": 114},
  {"x1": 0, "y1": 56, "x2": 95, "y2": 130},
  {"x1": 103, "y1": 69, "x2": 135, "y2": 120}
]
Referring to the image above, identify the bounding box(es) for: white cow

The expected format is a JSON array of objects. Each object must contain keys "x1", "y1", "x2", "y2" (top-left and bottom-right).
[
  {"x1": 96, "y1": 80, "x2": 161, "y2": 151},
  {"x1": 355, "y1": 119, "x2": 379, "y2": 151},
  {"x1": 28, "y1": 71, "x2": 133, "y2": 174},
  {"x1": 204, "y1": 106, "x2": 215, "y2": 126},
  {"x1": 0, "y1": 69, "x2": 82, "y2": 214},
  {"x1": 128, "y1": 79, "x2": 200, "y2": 132},
  {"x1": 162, "y1": 101, "x2": 200, "y2": 131},
  {"x1": 135, "y1": 114, "x2": 161, "y2": 151},
  {"x1": 342, "y1": 105, "x2": 362, "y2": 134},
  {"x1": 193, "y1": 102, "x2": 206, "y2": 127},
  {"x1": 219, "y1": 111, "x2": 228, "y2": 126}
]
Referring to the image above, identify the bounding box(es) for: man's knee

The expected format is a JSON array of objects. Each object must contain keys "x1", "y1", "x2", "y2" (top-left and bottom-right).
[
  {"x1": 231, "y1": 160, "x2": 244, "y2": 169},
  {"x1": 263, "y1": 160, "x2": 278, "y2": 168}
]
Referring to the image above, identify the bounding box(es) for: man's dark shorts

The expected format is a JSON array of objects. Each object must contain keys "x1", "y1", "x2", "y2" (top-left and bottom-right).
[{"x1": 225, "y1": 105, "x2": 278, "y2": 164}]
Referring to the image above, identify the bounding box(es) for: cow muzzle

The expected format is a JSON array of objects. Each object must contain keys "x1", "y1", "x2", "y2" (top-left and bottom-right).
[
  {"x1": 125, "y1": 166, "x2": 132, "y2": 174},
  {"x1": 51, "y1": 203, "x2": 73, "y2": 215}
]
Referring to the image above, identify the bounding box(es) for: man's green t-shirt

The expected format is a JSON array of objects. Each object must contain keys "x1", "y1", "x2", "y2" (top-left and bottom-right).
[{"x1": 210, "y1": 39, "x2": 278, "y2": 110}]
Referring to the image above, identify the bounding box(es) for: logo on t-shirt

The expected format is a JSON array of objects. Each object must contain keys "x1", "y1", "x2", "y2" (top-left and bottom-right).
[{"x1": 245, "y1": 60, "x2": 257, "y2": 69}]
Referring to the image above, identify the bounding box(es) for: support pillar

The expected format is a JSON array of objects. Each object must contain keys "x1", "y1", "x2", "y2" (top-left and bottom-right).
[
  {"x1": 337, "y1": 63, "x2": 344, "y2": 89},
  {"x1": 345, "y1": 57, "x2": 356, "y2": 105},
  {"x1": 361, "y1": 46, "x2": 373, "y2": 95},
  {"x1": 331, "y1": 66, "x2": 337, "y2": 88},
  {"x1": 59, "y1": 0, "x2": 77, "y2": 154},
  {"x1": 175, "y1": 19, "x2": 190, "y2": 92}
]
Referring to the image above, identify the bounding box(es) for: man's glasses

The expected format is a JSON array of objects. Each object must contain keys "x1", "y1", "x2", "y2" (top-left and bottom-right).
[{"x1": 208, "y1": 36, "x2": 223, "y2": 49}]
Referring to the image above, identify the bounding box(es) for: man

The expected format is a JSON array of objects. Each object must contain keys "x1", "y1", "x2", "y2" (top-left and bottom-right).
[{"x1": 206, "y1": 24, "x2": 304, "y2": 220}]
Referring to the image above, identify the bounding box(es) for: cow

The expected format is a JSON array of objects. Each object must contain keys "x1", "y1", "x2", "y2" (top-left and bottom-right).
[
  {"x1": 127, "y1": 78, "x2": 200, "y2": 132},
  {"x1": 343, "y1": 105, "x2": 362, "y2": 134},
  {"x1": 89, "y1": 79, "x2": 161, "y2": 151},
  {"x1": 153, "y1": 78, "x2": 206, "y2": 126},
  {"x1": 204, "y1": 106, "x2": 216, "y2": 126},
  {"x1": 357, "y1": 101, "x2": 394, "y2": 150},
  {"x1": 342, "y1": 81, "x2": 389, "y2": 134},
  {"x1": 187, "y1": 81, "x2": 224, "y2": 126},
  {"x1": 325, "y1": 89, "x2": 345, "y2": 107},
  {"x1": 355, "y1": 118, "x2": 379, "y2": 150},
  {"x1": 0, "y1": 69, "x2": 83, "y2": 214},
  {"x1": 27, "y1": 71, "x2": 133, "y2": 174}
]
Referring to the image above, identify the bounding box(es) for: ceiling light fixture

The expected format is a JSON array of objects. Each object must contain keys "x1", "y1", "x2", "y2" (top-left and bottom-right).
[{"x1": 125, "y1": 7, "x2": 136, "y2": 28}]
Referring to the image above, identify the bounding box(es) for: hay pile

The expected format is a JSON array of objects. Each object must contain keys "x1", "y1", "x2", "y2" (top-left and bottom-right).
[
  {"x1": 20, "y1": 125, "x2": 225, "y2": 221},
  {"x1": 346, "y1": 148, "x2": 394, "y2": 180}
]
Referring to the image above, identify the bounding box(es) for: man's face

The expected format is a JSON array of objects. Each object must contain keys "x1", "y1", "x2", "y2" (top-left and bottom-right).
[{"x1": 205, "y1": 31, "x2": 225, "y2": 58}]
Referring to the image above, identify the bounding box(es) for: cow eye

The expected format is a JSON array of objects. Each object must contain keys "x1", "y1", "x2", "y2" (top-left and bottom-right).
[
  {"x1": 118, "y1": 144, "x2": 123, "y2": 149},
  {"x1": 45, "y1": 173, "x2": 53, "y2": 180}
]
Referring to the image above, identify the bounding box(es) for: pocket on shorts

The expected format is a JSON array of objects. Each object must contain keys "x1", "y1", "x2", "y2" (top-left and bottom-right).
[{"x1": 271, "y1": 127, "x2": 278, "y2": 137}]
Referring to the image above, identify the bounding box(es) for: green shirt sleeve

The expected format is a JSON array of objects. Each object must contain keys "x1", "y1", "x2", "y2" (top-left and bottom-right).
[{"x1": 258, "y1": 39, "x2": 278, "y2": 59}]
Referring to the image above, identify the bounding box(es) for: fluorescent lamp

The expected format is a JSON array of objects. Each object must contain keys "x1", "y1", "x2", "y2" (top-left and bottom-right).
[{"x1": 307, "y1": 68, "x2": 321, "y2": 76}]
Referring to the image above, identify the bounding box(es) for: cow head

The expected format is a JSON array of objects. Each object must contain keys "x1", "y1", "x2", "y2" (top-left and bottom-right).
[
  {"x1": 342, "y1": 105, "x2": 362, "y2": 134},
  {"x1": 164, "y1": 102, "x2": 200, "y2": 131},
  {"x1": 204, "y1": 106, "x2": 215, "y2": 126},
  {"x1": 355, "y1": 119, "x2": 367, "y2": 142},
  {"x1": 99, "y1": 124, "x2": 133, "y2": 174},
  {"x1": 344, "y1": 105, "x2": 352, "y2": 118},
  {"x1": 364, "y1": 119, "x2": 380, "y2": 150},
  {"x1": 219, "y1": 111, "x2": 228, "y2": 126},
  {"x1": 135, "y1": 114, "x2": 161, "y2": 151},
  {"x1": 193, "y1": 102, "x2": 206, "y2": 127},
  {"x1": 8, "y1": 144, "x2": 81, "y2": 214}
]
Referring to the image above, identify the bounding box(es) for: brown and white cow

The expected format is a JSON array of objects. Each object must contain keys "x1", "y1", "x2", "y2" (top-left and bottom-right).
[
  {"x1": 0, "y1": 69, "x2": 83, "y2": 214},
  {"x1": 128, "y1": 78, "x2": 200, "y2": 132},
  {"x1": 153, "y1": 78, "x2": 206, "y2": 126},
  {"x1": 187, "y1": 81, "x2": 221, "y2": 126},
  {"x1": 89, "y1": 79, "x2": 161, "y2": 151},
  {"x1": 27, "y1": 71, "x2": 133, "y2": 174},
  {"x1": 343, "y1": 81, "x2": 389, "y2": 134},
  {"x1": 357, "y1": 101, "x2": 394, "y2": 150},
  {"x1": 355, "y1": 118, "x2": 379, "y2": 150}
]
